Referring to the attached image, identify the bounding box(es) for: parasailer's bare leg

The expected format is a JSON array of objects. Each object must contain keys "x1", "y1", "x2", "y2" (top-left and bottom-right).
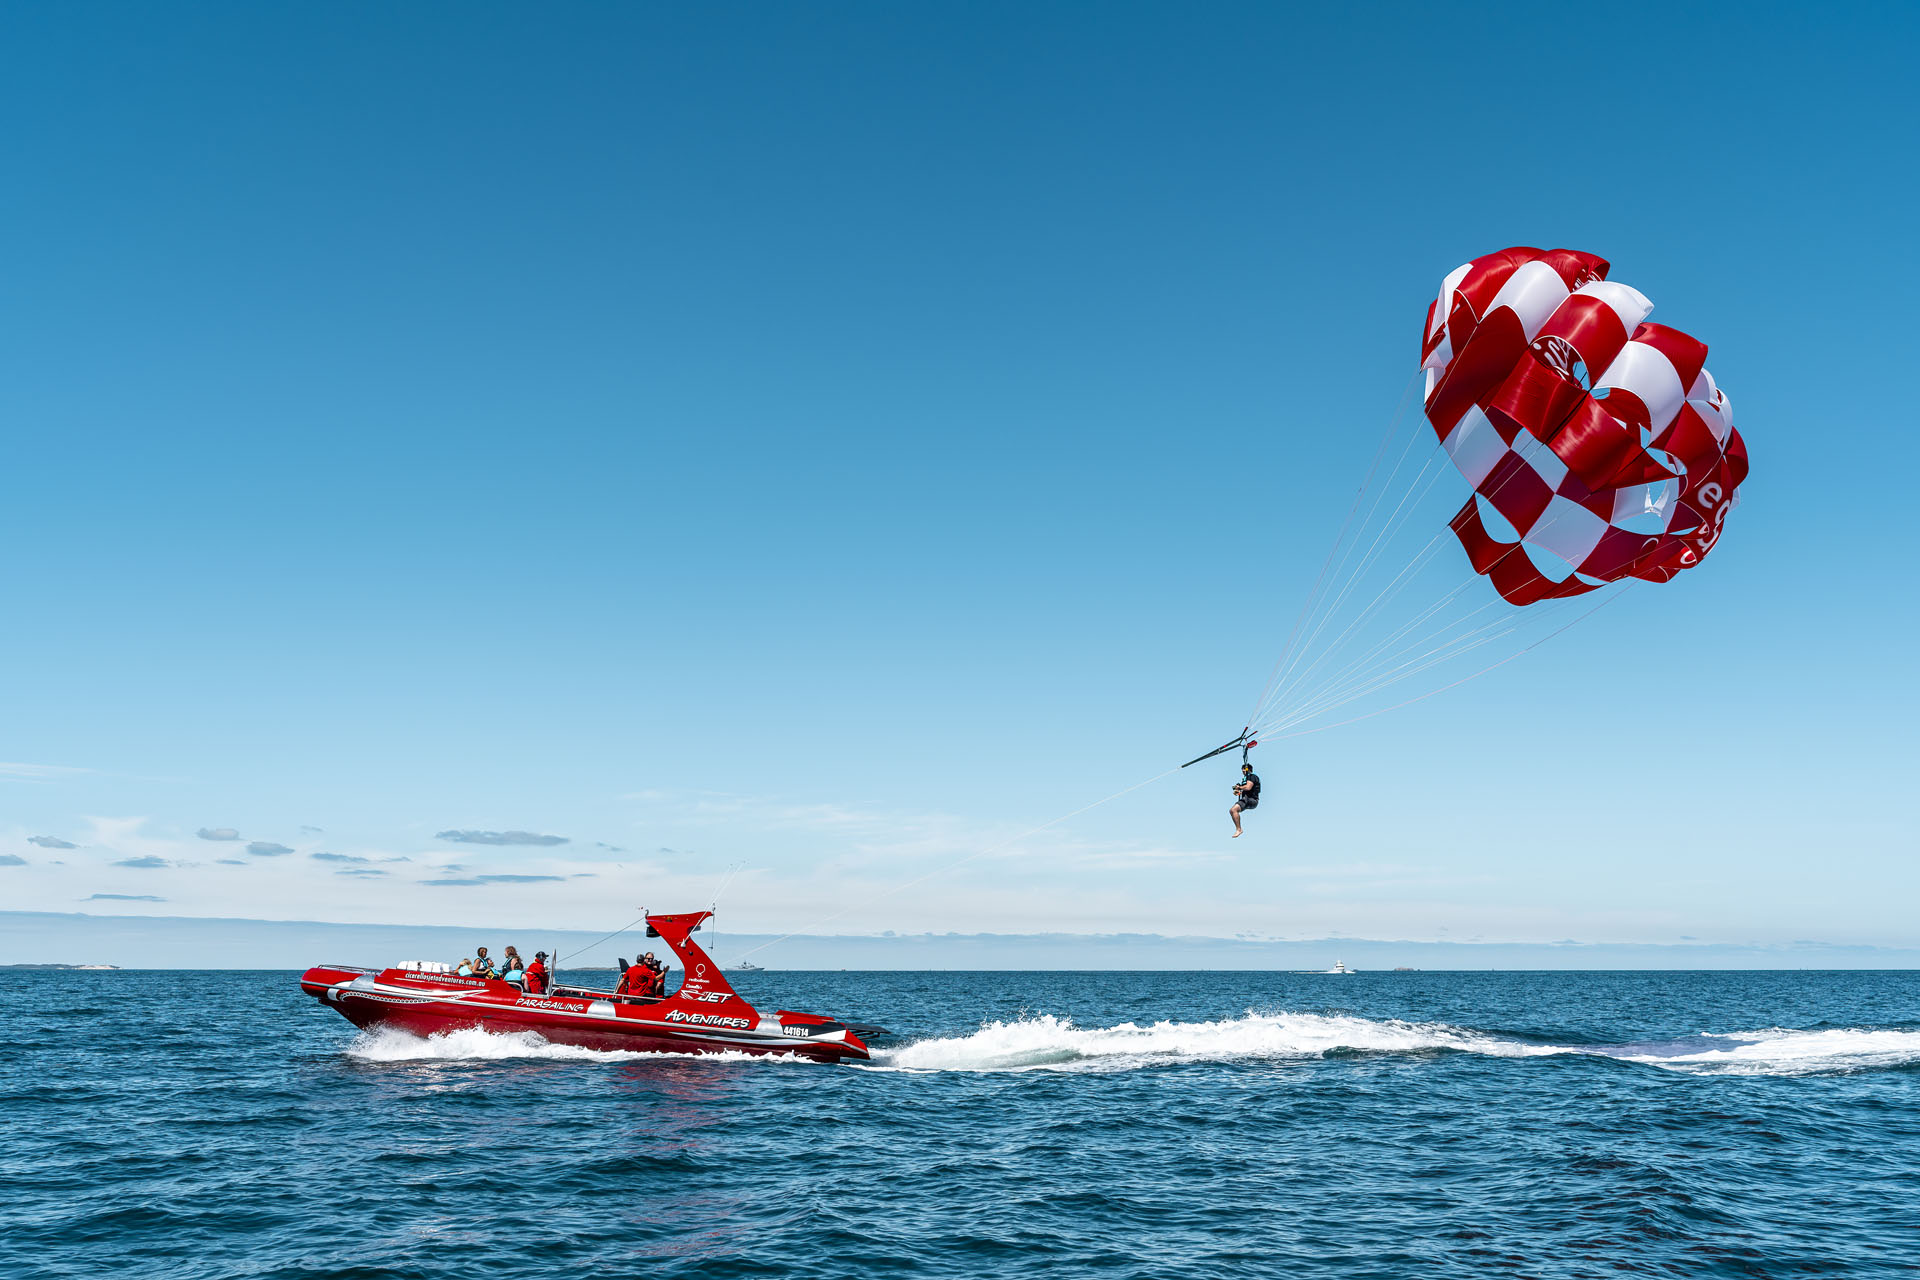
[{"x1": 1230, "y1": 803, "x2": 1244, "y2": 837}]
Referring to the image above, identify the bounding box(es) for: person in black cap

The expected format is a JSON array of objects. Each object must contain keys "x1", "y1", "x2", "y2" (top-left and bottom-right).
[
  {"x1": 1230, "y1": 762, "x2": 1260, "y2": 838},
  {"x1": 524, "y1": 951, "x2": 549, "y2": 994}
]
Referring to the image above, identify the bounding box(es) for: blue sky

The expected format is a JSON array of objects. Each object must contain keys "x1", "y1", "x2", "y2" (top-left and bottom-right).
[{"x1": 3, "y1": 3, "x2": 1914, "y2": 957}]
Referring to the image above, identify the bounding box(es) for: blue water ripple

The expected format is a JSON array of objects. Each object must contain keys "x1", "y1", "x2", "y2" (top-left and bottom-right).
[{"x1": 4, "y1": 969, "x2": 1920, "y2": 1278}]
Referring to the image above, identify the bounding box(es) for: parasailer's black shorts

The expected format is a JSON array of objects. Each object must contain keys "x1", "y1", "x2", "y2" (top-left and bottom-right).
[{"x1": 1236, "y1": 797, "x2": 1258, "y2": 810}]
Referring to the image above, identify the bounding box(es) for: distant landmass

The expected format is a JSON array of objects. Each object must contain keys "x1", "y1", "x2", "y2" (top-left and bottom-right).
[
  {"x1": 3, "y1": 962, "x2": 121, "y2": 970},
  {"x1": 3, "y1": 910, "x2": 1918, "y2": 971}
]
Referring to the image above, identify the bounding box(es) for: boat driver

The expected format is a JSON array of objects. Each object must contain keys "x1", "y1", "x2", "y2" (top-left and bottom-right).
[{"x1": 617, "y1": 955, "x2": 651, "y2": 1002}]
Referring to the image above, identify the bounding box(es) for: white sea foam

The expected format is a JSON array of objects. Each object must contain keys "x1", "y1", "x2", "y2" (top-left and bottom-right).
[
  {"x1": 344, "y1": 1026, "x2": 784, "y2": 1066},
  {"x1": 1604, "y1": 1027, "x2": 1920, "y2": 1076},
  {"x1": 867, "y1": 1011, "x2": 1561, "y2": 1073},
  {"x1": 866, "y1": 1013, "x2": 1920, "y2": 1077},
  {"x1": 342, "y1": 1017, "x2": 1920, "y2": 1078}
]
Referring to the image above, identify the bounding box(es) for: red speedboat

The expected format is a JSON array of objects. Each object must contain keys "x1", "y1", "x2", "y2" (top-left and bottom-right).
[{"x1": 299, "y1": 910, "x2": 884, "y2": 1063}]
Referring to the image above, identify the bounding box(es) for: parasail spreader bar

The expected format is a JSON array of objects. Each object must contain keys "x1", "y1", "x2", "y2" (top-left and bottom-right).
[{"x1": 1181, "y1": 731, "x2": 1256, "y2": 769}]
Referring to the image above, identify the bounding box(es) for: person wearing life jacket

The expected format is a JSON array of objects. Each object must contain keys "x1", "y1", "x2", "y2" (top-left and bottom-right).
[
  {"x1": 523, "y1": 952, "x2": 549, "y2": 995},
  {"x1": 1230, "y1": 761, "x2": 1261, "y2": 838},
  {"x1": 471, "y1": 946, "x2": 498, "y2": 979},
  {"x1": 500, "y1": 946, "x2": 527, "y2": 985}
]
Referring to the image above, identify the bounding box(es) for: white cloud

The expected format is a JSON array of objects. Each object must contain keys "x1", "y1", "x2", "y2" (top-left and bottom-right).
[{"x1": 0, "y1": 762, "x2": 90, "y2": 783}]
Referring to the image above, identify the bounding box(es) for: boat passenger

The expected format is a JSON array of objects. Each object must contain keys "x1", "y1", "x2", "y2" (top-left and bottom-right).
[
  {"x1": 457, "y1": 958, "x2": 475, "y2": 976},
  {"x1": 500, "y1": 946, "x2": 526, "y2": 985},
  {"x1": 642, "y1": 952, "x2": 669, "y2": 998},
  {"x1": 524, "y1": 951, "x2": 549, "y2": 994},
  {"x1": 472, "y1": 946, "x2": 498, "y2": 978},
  {"x1": 617, "y1": 957, "x2": 651, "y2": 1002}
]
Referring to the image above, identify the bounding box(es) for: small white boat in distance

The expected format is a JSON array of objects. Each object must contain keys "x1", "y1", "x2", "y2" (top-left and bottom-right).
[
  {"x1": 735, "y1": 961, "x2": 765, "y2": 972},
  {"x1": 1326, "y1": 961, "x2": 1357, "y2": 974}
]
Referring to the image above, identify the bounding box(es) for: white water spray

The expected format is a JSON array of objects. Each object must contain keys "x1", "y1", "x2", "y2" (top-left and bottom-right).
[
  {"x1": 864, "y1": 1012, "x2": 1920, "y2": 1077},
  {"x1": 344, "y1": 1025, "x2": 793, "y2": 1066},
  {"x1": 339, "y1": 1015, "x2": 1920, "y2": 1079}
]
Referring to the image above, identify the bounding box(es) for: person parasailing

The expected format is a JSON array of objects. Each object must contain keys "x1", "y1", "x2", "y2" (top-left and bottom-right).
[
  {"x1": 1230, "y1": 750, "x2": 1261, "y2": 838},
  {"x1": 1182, "y1": 732, "x2": 1263, "y2": 837}
]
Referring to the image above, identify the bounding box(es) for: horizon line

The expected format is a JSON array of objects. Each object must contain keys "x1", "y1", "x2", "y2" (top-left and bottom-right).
[{"x1": 7, "y1": 908, "x2": 1919, "y2": 957}]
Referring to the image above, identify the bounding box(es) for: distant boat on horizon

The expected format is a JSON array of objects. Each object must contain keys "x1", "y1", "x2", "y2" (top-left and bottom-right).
[
  {"x1": 1326, "y1": 961, "x2": 1357, "y2": 974},
  {"x1": 735, "y1": 961, "x2": 765, "y2": 972}
]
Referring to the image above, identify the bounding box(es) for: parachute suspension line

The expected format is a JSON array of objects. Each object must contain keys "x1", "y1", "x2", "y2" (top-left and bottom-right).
[
  {"x1": 1258, "y1": 493, "x2": 1611, "y2": 733},
  {"x1": 1263, "y1": 581, "x2": 1637, "y2": 741},
  {"x1": 1265, "y1": 590, "x2": 1607, "y2": 735},
  {"x1": 1262, "y1": 455, "x2": 1443, "y2": 717},
  {"x1": 1279, "y1": 569, "x2": 1486, "y2": 712},
  {"x1": 1271, "y1": 547, "x2": 1562, "y2": 718},
  {"x1": 1259, "y1": 418, "x2": 1623, "y2": 735},
  {"x1": 732, "y1": 765, "x2": 1185, "y2": 964},
  {"x1": 1244, "y1": 372, "x2": 1420, "y2": 729},
  {"x1": 1261, "y1": 398, "x2": 1434, "y2": 711},
  {"x1": 1274, "y1": 633, "x2": 1539, "y2": 737},
  {"x1": 1264, "y1": 614, "x2": 1527, "y2": 733},
  {"x1": 1274, "y1": 410, "x2": 1584, "y2": 712},
  {"x1": 1261, "y1": 575, "x2": 1503, "y2": 729},
  {"x1": 1265, "y1": 549, "x2": 1603, "y2": 735},
  {"x1": 1256, "y1": 523, "x2": 1451, "y2": 724},
  {"x1": 1258, "y1": 521, "x2": 1454, "y2": 726},
  {"x1": 1288, "y1": 447, "x2": 1450, "y2": 654}
]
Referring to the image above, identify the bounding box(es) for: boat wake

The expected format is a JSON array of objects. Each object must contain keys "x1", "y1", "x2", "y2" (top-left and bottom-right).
[
  {"x1": 1600, "y1": 1027, "x2": 1920, "y2": 1076},
  {"x1": 866, "y1": 1012, "x2": 1920, "y2": 1077},
  {"x1": 868, "y1": 1012, "x2": 1553, "y2": 1073},
  {"x1": 339, "y1": 1016, "x2": 1920, "y2": 1078}
]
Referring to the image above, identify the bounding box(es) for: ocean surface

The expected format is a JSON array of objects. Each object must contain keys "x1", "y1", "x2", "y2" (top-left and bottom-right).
[{"x1": 5, "y1": 968, "x2": 1920, "y2": 1279}]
